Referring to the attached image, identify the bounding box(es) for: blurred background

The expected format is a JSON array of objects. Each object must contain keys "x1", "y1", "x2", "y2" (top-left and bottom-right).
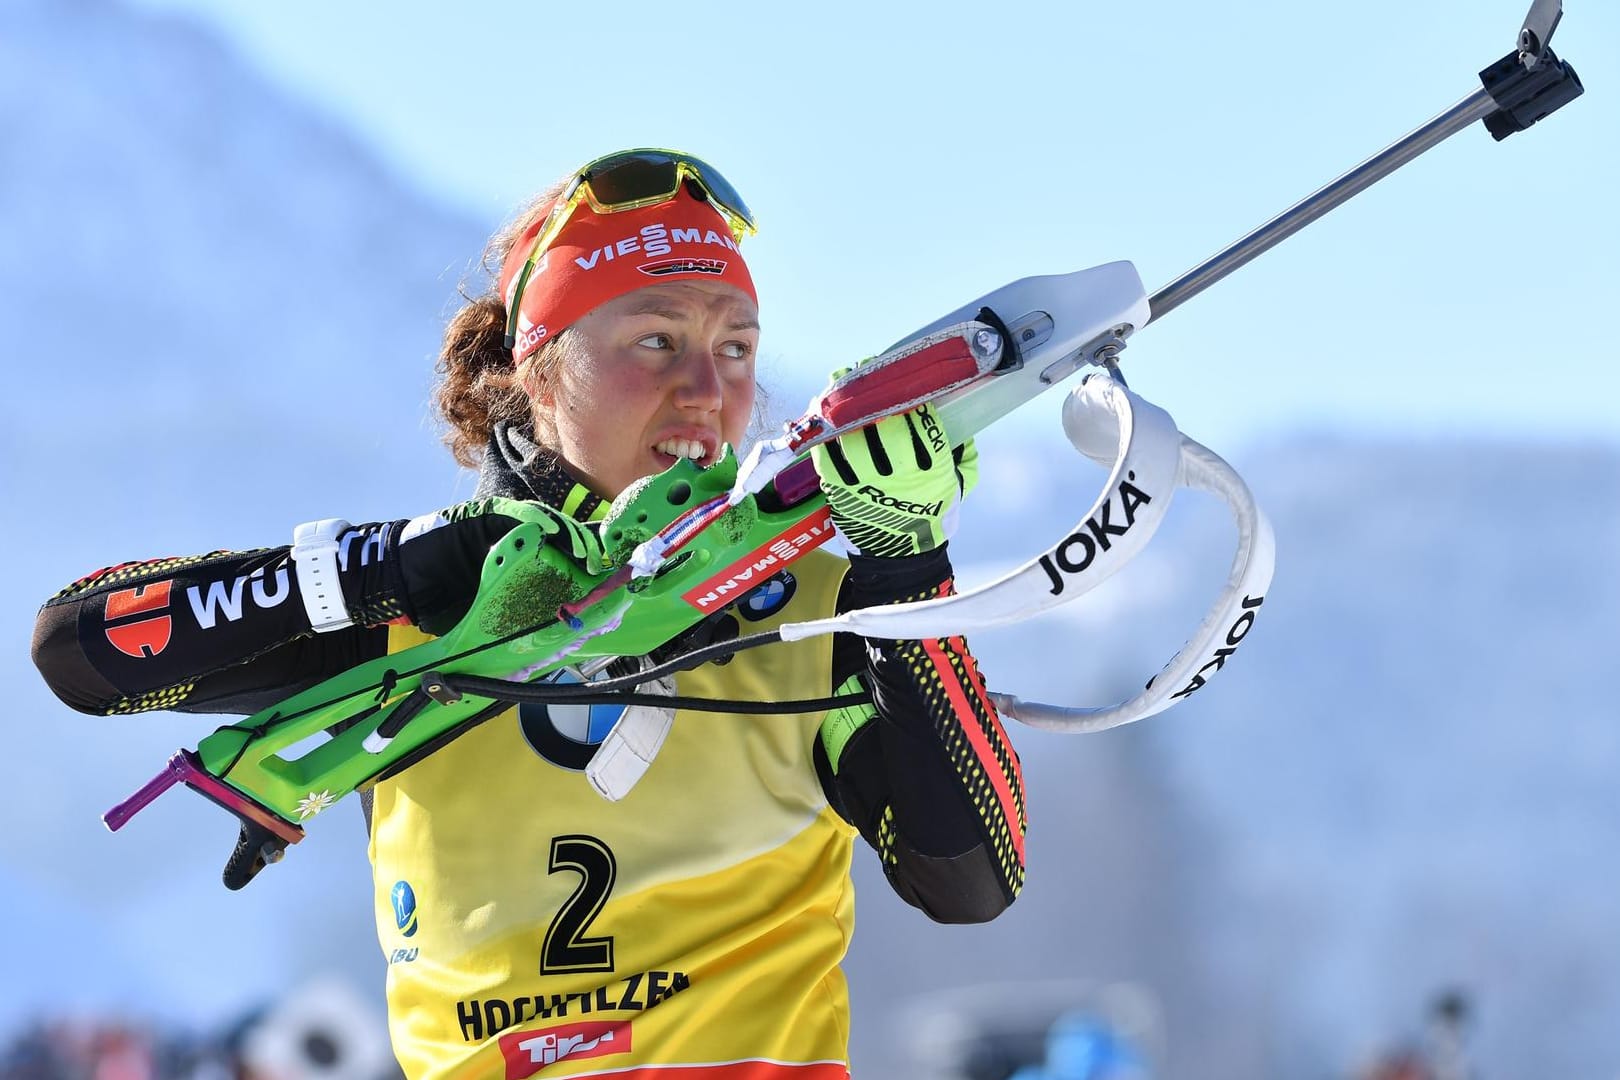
[{"x1": 4, "y1": 0, "x2": 1617, "y2": 1077}]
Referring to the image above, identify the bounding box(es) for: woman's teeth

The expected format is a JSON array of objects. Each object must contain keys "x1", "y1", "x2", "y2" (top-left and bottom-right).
[{"x1": 654, "y1": 438, "x2": 706, "y2": 462}]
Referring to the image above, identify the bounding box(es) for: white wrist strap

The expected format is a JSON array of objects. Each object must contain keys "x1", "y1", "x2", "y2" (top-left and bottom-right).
[{"x1": 292, "y1": 518, "x2": 354, "y2": 633}]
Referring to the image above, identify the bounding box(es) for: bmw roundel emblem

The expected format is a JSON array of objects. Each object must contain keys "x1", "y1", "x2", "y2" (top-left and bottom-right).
[
  {"x1": 391, "y1": 880, "x2": 418, "y2": 937},
  {"x1": 518, "y1": 667, "x2": 627, "y2": 772},
  {"x1": 739, "y1": 572, "x2": 796, "y2": 621}
]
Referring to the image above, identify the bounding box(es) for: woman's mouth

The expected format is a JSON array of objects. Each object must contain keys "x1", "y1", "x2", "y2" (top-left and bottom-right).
[{"x1": 653, "y1": 437, "x2": 711, "y2": 465}]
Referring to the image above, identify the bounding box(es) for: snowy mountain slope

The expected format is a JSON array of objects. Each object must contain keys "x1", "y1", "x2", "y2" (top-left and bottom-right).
[
  {"x1": 0, "y1": 0, "x2": 485, "y2": 445},
  {"x1": 1147, "y1": 437, "x2": 1620, "y2": 1076},
  {"x1": 0, "y1": 862, "x2": 170, "y2": 1022},
  {"x1": 2, "y1": 0, "x2": 486, "y2": 1028},
  {"x1": 875, "y1": 431, "x2": 1620, "y2": 1077}
]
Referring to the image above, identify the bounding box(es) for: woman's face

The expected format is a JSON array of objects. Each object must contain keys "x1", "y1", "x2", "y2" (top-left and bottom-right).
[{"x1": 533, "y1": 279, "x2": 760, "y2": 500}]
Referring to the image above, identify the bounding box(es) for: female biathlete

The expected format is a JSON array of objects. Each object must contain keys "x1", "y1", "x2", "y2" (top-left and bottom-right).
[{"x1": 32, "y1": 149, "x2": 1027, "y2": 1080}]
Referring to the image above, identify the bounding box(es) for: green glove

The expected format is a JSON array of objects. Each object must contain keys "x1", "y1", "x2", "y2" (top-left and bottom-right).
[{"x1": 811, "y1": 391, "x2": 977, "y2": 559}]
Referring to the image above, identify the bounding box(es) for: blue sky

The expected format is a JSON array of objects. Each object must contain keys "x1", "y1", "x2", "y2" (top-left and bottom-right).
[{"x1": 122, "y1": 0, "x2": 1618, "y2": 456}]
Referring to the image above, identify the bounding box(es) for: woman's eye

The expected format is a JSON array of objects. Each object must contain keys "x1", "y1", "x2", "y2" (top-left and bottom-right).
[
  {"x1": 636, "y1": 333, "x2": 674, "y2": 351},
  {"x1": 720, "y1": 341, "x2": 753, "y2": 360}
]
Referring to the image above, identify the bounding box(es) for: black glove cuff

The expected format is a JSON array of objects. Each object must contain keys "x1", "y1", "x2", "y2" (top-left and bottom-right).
[
  {"x1": 345, "y1": 520, "x2": 415, "y2": 628},
  {"x1": 843, "y1": 544, "x2": 953, "y2": 607},
  {"x1": 395, "y1": 512, "x2": 522, "y2": 636}
]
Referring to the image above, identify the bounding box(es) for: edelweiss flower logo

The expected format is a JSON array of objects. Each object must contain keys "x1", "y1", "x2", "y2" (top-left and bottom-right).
[{"x1": 296, "y1": 790, "x2": 336, "y2": 820}]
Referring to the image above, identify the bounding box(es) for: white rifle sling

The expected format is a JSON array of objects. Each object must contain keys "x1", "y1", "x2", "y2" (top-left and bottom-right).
[
  {"x1": 778, "y1": 373, "x2": 1181, "y2": 640},
  {"x1": 778, "y1": 372, "x2": 1277, "y2": 734},
  {"x1": 993, "y1": 435, "x2": 1276, "y2": 732}
]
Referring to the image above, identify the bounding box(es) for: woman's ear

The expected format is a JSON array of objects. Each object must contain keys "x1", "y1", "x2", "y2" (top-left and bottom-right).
[
  {"x1": 521, "y1": 348, "x2": 558, "y2": 408},
  {"x1": 523, "y1": 365, "x2": 561, "y2": 448}
]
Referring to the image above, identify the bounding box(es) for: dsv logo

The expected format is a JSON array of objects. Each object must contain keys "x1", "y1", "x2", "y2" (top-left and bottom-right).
[
  {"x1": 1037, "y1": 474, "x2": 1153, "y2": 596},
  {"x1": 638, "y1": 256, "x2": 726, "y2": 277}
]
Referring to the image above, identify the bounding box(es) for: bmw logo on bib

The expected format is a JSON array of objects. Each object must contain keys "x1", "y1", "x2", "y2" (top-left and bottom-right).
[
  {"x1": 520, "y1": 669, "x2": 627, "y2": 772},
  {"x1": 739, "y1": 571, "x2": 796, "y2": 621}
]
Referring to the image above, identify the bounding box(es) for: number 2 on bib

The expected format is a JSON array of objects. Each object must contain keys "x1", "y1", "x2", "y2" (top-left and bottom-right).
[{"x1": 540, "y1": 834, "x2": 617, "y2": 975}]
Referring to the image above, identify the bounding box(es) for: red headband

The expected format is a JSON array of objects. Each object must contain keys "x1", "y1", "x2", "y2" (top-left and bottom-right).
[{"x1": 498, "y1": 194, "x2": 758, "y2": 364}]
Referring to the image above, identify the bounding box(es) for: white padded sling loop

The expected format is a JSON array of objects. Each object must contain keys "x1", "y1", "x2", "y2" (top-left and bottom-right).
[
  {"x1": 997, "y1": 429, "x2": 1277, "y2": 733},
  {"x1": 778, "y1": 372, "x2": 1277, "y2": 734}
]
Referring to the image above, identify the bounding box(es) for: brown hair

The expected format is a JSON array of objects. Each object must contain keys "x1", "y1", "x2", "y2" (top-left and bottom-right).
[{"x1": 434, "y1": 180, "x2": 569, "y2": 468}]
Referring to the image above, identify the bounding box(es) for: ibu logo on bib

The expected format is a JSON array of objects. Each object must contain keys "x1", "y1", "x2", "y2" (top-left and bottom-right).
[{"x1": 391, "y1": 880, "x2": 418, "y2": 938}]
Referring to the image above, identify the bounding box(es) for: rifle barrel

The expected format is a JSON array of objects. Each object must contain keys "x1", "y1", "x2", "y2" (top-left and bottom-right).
[{"x1": 1147, "y1": 86, "x2": 1497, "y2": 324}]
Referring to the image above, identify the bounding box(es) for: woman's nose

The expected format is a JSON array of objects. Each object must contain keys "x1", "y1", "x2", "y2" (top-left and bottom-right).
[{"x1": 672, "y1": 348, "x2": 724, "y2": 412}]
